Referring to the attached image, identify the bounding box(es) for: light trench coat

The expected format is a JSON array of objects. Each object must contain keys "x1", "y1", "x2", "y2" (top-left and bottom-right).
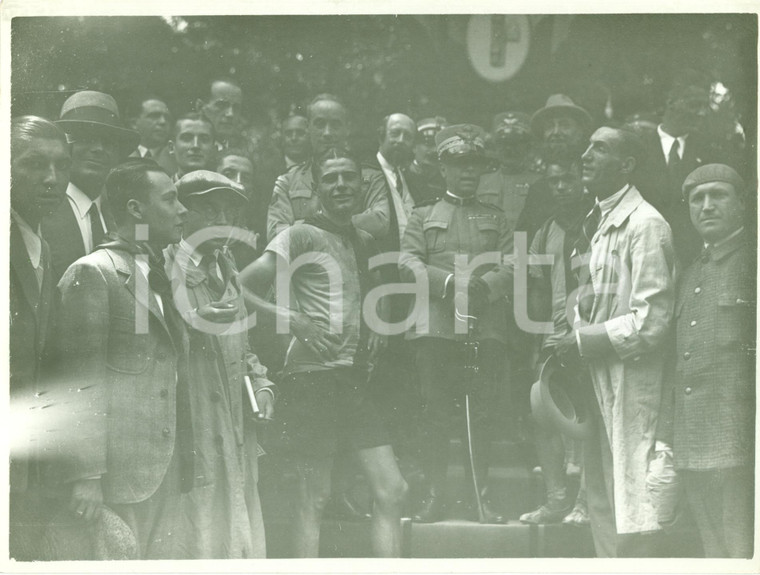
[{"x1": 575, "y1": 186, "x2": 676, "y2": 535}]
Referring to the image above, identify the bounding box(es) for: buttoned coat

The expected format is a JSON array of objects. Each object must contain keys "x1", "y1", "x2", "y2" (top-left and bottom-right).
[
  {"x1": 51, "y1": 246, "x2": 187, "y2": 504},
  {"x1": 576, "y1": 186, "x2": 676, "y2": 535},
  {"x1": 658, "y1": 231, "x2": 755, "y2": 470},
  {"x1": 165, "y1": 244, "x2": 269, "y2": 557},
  {"x1": 266, "y1": 160, "x2": 390, "y2": 242},
  {"x1": 399, "y1": 196, "x2": 514, "y2": 343}
]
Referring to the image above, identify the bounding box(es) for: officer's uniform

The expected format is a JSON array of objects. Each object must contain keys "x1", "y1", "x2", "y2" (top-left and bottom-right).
[{"x1": 399, "y1": 124, "x2": 514, "y2": 523}]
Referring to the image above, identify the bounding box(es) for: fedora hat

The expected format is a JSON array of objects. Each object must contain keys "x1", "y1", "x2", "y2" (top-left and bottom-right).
[
  {"x1": 56, "y1": 90, "x2": 140, "y2": 150},
  {"x1": 530, "y1": 94, "x2": 593, "y2": 138},
  {"x1": 530, "y1": 354, "x2": 593, "y2": 440}
]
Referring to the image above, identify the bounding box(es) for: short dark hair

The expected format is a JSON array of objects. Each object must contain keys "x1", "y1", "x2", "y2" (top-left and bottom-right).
[
  {"x1": 125, "y1": 95, "x2": 169, "y2": 121},
  {"x1": 11, "y1": 115, "x2": 68, "y2": 153},
  {"x1": 313, "y1": 147, "x2": 360, "y2": 182},
  {"x1": 307, "y1": 93, "x2": 346, "y2": 121},
  {"x1": 544, "y1": 157, "x2": 581, "y2": 175},
  {"x1": 173, "y1": 112, "x2": 214, "y2": 139},
  {"x1": 216, "y1": 147, "x2": 253, "y2": 166},
  {"x1": 106, "y1": 159, "x2": 167, "y2": 224}
]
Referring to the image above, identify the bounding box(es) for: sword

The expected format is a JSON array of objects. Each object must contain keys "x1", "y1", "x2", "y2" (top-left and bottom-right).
[{"x1": 455, "y1": 293, "x2": 485, "y2": 523}]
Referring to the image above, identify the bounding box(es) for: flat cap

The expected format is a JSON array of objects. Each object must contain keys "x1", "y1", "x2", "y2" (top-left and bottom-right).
[
  {"x1": 176, "y1": 170, "x2": 248, "y2": 204},
  {"x1": 682, "y1": 163, "x2": 746, "y2": 199},
  {"x1": 435, "y1": 123, "x2": 487, "y2": 158}
]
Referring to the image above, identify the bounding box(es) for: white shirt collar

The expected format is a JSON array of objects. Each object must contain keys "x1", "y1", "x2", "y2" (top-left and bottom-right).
[
  {"x1": 596, "y1": 184, "x2": 631, "y2": 218},
  {"x1": 377, "y1": 151, "x2": 395, "y2": 174},
  {"x1": 179, "y1": 238, "x2": 204, "y2": 268},
  {"x1": 11, "y1": 209, "x2": 42, "y2": 269},
  {"x1": 657, "y1": 124, "x2": 687, "y2": 161},
  {"x1": 67, "y1": 182, "x2": 100, "y2": 220}
]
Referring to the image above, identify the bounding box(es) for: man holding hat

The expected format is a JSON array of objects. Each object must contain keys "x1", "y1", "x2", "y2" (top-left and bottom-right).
[
  {"x1": 518, "y1": 94, "x2": 593, "y2": 244},
  {"x1": 405, "y1": 116, "x2": 448, "y2": 205},
  {"x1": 43, "y1": 90, "x2": 140, "y2": 284},
  {"x1": 50, "y1": 159, "x2": 191, "y2": 558},
  {"x1": 655, "y1": 164, "x2": 755, "y2": 557},
  {"x1": 400, "y1": 124, "x2": 514, "y2": 523},
  {"x1": 554, "y1": 126, "x2": 675, "y2": 557},
  {"x1": 165, "y1": 170, "x2": 274, "y2": 558}
]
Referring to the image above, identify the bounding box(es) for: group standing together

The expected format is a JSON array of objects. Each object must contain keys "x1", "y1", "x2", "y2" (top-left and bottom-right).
[{"x1": 9, "y1": 69, "x2": 755, "y2": 560}]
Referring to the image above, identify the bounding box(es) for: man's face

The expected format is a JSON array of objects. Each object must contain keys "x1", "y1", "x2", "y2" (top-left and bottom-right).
[
  {"x1": 137, "y1": 171, "x2": 187, "y2": 246},
  {"x1": 217, "y1": 154, "x2": 255, "y2": 196},
  {"x1": 440, "y1": 154, "x2": 489, "y2": 197},
  {"x1": 379, "y1": 114, "x2": 416, "y2": 168},
  {"x1": 11, "y1": 137, "x2": 71, "y2": 221},
  {"x1": 688, "y1": 181, "x2": 744, "y2": 245},
  {"x1": 545, "y1": 163, "x2": 583, "y2": 210},
  {"x1": 667, "y1": 86, "x2": 709, "y2": 135},
  {"x1": 494, "y1": 135, "x2": 529, "y2": 172},
  {"x1": 317, "y1": 158, "x2": 362, "y2": 217},
  {"x1": 581, "y1": 128, "x2": 627, "y2": 196},
  {"x1": 183, "y1": 191, "x2": 240, "y2": 253},
  {"x1": 134, "y1": 99, "x2": 171, "y2": 150},
  {"x1": 281, "y1": 116, "x2": 310, "y2": 163},
  {"x1": 172, "y1": 119, "x2": 215, "y2": 173},
  {"x1": 309, "y1": 100, "x2": 349, "y2": 157},
  {"x1": 542, "y1": 115, "x2": 585, "y2": 161},
  {"x1": 414, "y1": 134, "x2": 438, "y2": 168},
  {"x1": 203, "y1": 81, "x2": 243, "y2": 140},
  {"x1": 69, "y1": 130, "x2": 120, "y2": 195}
]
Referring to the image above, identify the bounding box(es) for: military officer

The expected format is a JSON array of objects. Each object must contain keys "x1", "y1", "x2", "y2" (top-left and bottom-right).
[{"x1": 399, "y1": 124, "x2": 514, "y2": 524}]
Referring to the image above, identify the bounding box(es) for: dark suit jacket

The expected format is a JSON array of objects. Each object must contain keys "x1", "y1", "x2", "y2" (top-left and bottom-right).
[
  {"x1": 42, "y1": 188, "x2": 116, "y2": 286},
  {"x1": 10, "y1": 222, "x2": 54, "y2": 491},
  {"x1": 633, "y1": 130, "x2": 727, "y2": 266},
  {"x1": 51, "y1": 246, "x2": 188, "y2": 504}
]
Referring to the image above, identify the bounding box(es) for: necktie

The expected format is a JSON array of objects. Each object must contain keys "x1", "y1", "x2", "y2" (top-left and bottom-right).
[
  {"x1": 575, "y1": 204, "x2": 601, "y2": 322},
  {"x1": 668, "y1": 139, "x2": 680, "y2": 168},
  {"x1": 88, "y1": 202, "x2": 106, "y2": 251},
  {"x1": 143, "y1": 149, "x2": 153, "y2": 159},
  {"x1": 394, "y1": 167, "x2": 414, "y2": 215},
  {"x1": 202, "y1": 253, "x2": 226, "y2": 297}
]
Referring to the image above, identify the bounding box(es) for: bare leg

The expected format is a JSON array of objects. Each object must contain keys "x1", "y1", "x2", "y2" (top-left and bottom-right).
[
  {"x1": 356, "y1": 445, "x2": 409, "y2": 557},
  {"x1": 292, "y1": 457, "x2": 333, "y2": 558}
]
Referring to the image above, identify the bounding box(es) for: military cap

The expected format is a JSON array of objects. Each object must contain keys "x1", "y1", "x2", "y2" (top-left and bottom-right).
[
  {"x1": 491, "y1": 111, "x2": 531, "y2": 140},
  {"x1": 530, "y1": 94, "x2": 593, "y2": 137},
  {"x1": 417, "y1": 116, "x2": 448, "y2": 140},
  {"x1": 176, "y1": 170, "x2": 248, "y2": 205},
  {"x1": 435, "y1": 123, "x2": 487, "y2": 159},
  {"x1": 682, "y1": 163, "x2": 746, "y2": 199}
]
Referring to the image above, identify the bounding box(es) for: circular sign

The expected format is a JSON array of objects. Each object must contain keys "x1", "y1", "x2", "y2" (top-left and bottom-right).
[{"x1": 466, "y1": 15, "x2": 531, "y2": 83}]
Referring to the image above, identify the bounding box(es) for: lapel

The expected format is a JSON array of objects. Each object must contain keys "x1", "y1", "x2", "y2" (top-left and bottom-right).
[
  {"x1": 41, "y1": 194, "x2": 86, "y2": 278},
  {"x1": 10, "y1": 222, "x2": 41, "y2": 311},
  {"x1": 37, "y1": 238, "x2": 54, "y2": 350},
  {"x1": 104, "y1": 247, "x2": 173, "y2": 344},
  {"x1": 598, "y1": 186, "x2": 644, "y2": 236}
]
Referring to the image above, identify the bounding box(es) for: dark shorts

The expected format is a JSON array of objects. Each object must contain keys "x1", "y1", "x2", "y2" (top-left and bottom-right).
[{"x1": 266, "y1": 367, "x2": 391, "y2": 460}]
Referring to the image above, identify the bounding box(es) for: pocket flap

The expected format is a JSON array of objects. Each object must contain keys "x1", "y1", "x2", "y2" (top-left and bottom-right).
[{"x1": 423, "y1": 220, "x2": 449, "y2": 232}]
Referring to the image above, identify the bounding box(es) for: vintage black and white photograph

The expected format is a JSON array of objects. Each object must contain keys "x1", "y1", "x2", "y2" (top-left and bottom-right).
[{"x1": 3, "y1": 1, "x2": 758, "y2": 570}]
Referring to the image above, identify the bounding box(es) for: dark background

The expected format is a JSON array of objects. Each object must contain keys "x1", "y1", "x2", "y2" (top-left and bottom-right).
[{"x1": 10, "y1": 14, "x2": 758, "y2": 182}]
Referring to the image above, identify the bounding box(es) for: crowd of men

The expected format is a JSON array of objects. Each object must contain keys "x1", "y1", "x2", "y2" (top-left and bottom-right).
[{"x1": 8, "y1": 71, "x2": 755, "y2": 560}]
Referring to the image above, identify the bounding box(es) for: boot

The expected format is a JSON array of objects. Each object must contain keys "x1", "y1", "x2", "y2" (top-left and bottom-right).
[{"x1": 412, "y1": 486, "x2": 446, "y2": 523}]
